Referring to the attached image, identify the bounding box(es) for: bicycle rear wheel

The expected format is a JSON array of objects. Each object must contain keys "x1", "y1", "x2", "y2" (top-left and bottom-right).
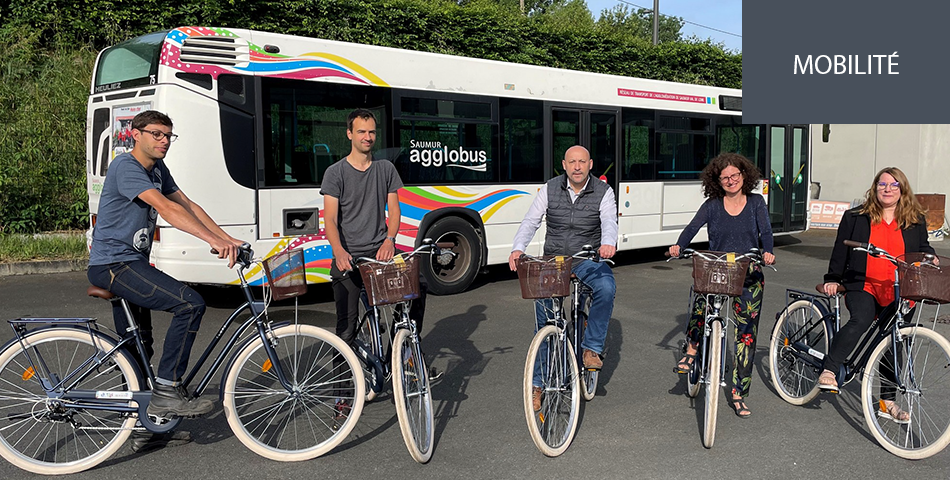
[
  {"x1": 0, "y1": 328, "x2": 139, "y2": 475},
  {"x1": 769, "y1": 299, "x2": 829, "y2": 405},
  {"x1": 702, "y1": 320, "x2": 723, "y2": 449},
  {"x1": 523, "y1": 325, "x2": 580, "y2": 457},
  {"x1": 391, "y1": 328, "x2": 434, "y2": 463},
  {"x1": 222, "y1": 324, "x2": 364, "y2": 461},
  {"x1": 861, "y1": 326, "x2": 950, "y2": 459}
]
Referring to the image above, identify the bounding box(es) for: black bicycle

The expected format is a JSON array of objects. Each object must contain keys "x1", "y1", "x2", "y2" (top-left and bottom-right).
[
  {"x1": 518, "y1": 245, "x2": 612, "y2": 457},
  {"x1": 669, "y1": 248, "x2": 774, "y2": 449},
  {"x1": 769, "y1": 240, "x2": 950, "y2": 459},
  {"x1": 351, "y1": 239, "x2": 454, "y2": 464},
  {"x1": 0, "y1": 245, "x2": 364, "y2": 474}
]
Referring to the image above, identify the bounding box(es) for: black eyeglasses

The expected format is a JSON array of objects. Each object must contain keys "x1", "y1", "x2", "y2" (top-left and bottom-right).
[
  {"x1": 137, "y1": 129, "x2": 179, "y2": 142},
  {"x1": 719, "y1": 172, "x2": 741, "y2": 184}
]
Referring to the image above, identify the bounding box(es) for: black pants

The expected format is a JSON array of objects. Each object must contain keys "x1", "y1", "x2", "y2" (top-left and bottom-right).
[
  {"x1": 329, "y1": 253, "x2": 427, "y2": 346},
  {"x1": 824, "y1": 290, "x2": 899, "y2": 399}
]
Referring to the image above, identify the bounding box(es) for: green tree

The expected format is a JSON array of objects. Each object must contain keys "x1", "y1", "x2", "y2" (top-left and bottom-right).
[{"x1": 596, "y1": 5, "x2": 683, "y2": 44}]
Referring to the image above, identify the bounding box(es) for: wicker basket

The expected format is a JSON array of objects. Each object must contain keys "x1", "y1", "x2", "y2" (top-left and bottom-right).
[
  {"x1": 691, "y1": 251, "x2": 750, "y2": 296},
  {"x1": 517, "y1": 256, "x2": 573, "y2": 299},
  {"x1": 358, "y1": 255, "x2": 421, "y2": 307},
  {"x1": 898, "y1": 253, "x2": 950, "y2": 304},
  {"x1": 262, "y1": 248, "x2": 307, "y2": 301}
]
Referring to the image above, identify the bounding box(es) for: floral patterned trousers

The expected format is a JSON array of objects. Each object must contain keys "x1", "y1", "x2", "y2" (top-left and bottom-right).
[{"x1": 686, "y1": 264, "x2": 765, "y2": 397}]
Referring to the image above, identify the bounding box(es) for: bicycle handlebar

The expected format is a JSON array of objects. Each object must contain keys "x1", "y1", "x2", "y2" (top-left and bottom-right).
[
  {"x1": 667, "y1": 247, "x2": 777, "y2": 271},
  {"x1": 519, "y1": 245, "x2": 615, "y2": 266},
  {"x1": 352, "y1": 238, "x2": 457, "y2": 267},
  {"x1": 211, "y1": 243, "x2": 254, "y2": 270}
]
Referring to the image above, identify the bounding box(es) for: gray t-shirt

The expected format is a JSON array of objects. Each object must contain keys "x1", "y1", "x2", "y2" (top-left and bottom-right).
[
  {"x1": 89, "y1": 152, "x2": 179, "y2": 265},
  {"x1": 320, "y1": 158, "x2": 403, "y2": 256}
]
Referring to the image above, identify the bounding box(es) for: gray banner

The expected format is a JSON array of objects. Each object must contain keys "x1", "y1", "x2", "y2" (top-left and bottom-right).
[{"x1": 744, "y1": 1, "x2": 944, "y2": 123}]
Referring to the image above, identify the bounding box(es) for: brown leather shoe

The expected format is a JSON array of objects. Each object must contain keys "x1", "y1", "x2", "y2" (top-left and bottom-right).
[
  {"x1": 532, "y1": 386, "x2": 543, "y2": 411},
  {"x1": 583, "y1": 349, "x2": 603, "y2": 370}
]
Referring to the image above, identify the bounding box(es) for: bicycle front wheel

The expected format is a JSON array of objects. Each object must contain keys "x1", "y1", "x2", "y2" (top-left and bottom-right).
[
  {"x1": 861, "y1": 326, "x2": 950, "y2": 459},
  {"x1": 523, "y1": 325, "x2": 580, "y2": 457},
  {"x1": 391, "y1": 328, "x2": 434, "y2": 463},
  {"x1": 222, "y1": 324, "x2": 364, "y2": 461},
  {"x1": 0, "y1": 328, "x2": 140, "y2": 475},
  {"x1": 702, "y1": 320, "x2": 723, "y2": 449},
  {"x1": 769, "y1": 299, "x2": 830, "y2": 405}
]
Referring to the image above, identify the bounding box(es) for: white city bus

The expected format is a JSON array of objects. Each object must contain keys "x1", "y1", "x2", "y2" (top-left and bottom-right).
[{"x1": 86, "y1": 26, "x2": 810, "y2": 294}]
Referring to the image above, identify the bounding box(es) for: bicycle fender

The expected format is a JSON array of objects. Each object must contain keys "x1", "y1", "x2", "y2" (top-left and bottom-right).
[{"x1": 3, "y1": 324, "x2": 145, "y2": 381}]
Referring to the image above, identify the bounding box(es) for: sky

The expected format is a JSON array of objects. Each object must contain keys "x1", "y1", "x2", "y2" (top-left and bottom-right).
[{"x1": 584, "y1": 0, "x2": 742, "y2": 52}]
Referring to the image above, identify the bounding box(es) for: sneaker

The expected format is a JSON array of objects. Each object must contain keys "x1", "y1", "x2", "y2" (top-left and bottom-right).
[
  {"x1": 129, "y1": 430, "x2": 192, "y2": 453},
  {"x1": 582, "y1": 349, "x2": 603, "y2": 370},
  {"x1": 532, "y1": 386, "x2": 543, "y2": 411},
  {"x1": 878, "y1": 399, "x2": 911, "y2": 425},
  {"x1": 147, "y1": 384, "x2": 214, "y2": 418},
  {"x1": 818, "y1": 369, "x2": 839, "y2": 393}
]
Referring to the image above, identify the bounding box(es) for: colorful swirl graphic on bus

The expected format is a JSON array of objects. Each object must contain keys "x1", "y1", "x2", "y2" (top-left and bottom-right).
[
  {"x1": 162, "y1": 27, "x2": 388, "y2": 86},
  {"x1": 239, "y1": 186, "x2": 528, "y2": 286}
]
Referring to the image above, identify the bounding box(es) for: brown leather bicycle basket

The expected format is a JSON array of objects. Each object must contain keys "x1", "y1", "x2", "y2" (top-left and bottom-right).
[
  {"x1": 516, "y1": 255, "x2": 573, "y2": 299},
  {"x1": 262, "y1": 248, "x2": 307, "y2": 301},
  {"x1": 691, "y1": 251, "x2": 749, "y2": 296},
  {"x1": 358, "y1": 255, "x2": 421, "y2": 307},
  {"x1": 897, "y1": 253, "x2": 950, "y2": 304}
]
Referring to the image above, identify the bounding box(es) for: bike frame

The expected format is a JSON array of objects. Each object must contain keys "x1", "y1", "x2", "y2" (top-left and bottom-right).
[{"x1": 6, "y1": 255, "x2": 299, "y2": 433}]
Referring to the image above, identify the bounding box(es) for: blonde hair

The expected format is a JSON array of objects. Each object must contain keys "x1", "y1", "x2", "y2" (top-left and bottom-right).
[{"x1": 859, "y1": 167, "x2": 926, "y2": 229}]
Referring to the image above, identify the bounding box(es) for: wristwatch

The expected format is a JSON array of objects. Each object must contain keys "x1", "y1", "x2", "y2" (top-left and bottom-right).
[{"x1": 387, "y1": 236, "x2": 397, "y2": 244}]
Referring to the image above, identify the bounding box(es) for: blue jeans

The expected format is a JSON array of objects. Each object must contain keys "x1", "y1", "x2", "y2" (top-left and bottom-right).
[
  {"x1": 532, "y1": 259, "x2": 615, "y2": 386},
  {"x1": 88, "y1": 260, "x2": 206, "y2": 385}
]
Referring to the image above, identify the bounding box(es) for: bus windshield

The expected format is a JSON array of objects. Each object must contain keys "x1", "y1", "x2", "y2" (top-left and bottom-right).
[{"x1": 94, "y1": 30, "x2": 168, "y2": 92}]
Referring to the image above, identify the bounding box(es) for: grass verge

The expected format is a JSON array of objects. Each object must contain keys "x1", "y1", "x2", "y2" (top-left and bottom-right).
[{"x1": 0, "y1": 231, "x2": 88, "y2": 263}]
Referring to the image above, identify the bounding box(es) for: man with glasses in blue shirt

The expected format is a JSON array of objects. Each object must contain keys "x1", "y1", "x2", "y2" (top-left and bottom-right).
[{"x1": 88, "y1": 110, "x2": 244, "y2": 452}]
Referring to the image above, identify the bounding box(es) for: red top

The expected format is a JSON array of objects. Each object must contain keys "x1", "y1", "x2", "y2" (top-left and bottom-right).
[{"x1": 864, "y1": 219, "x2": 904, "y2": 306}]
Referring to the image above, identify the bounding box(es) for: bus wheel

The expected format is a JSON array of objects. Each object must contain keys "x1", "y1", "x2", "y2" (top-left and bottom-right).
[{"x1": 421, "y1": 217, "x2": 481, "y2": 295}]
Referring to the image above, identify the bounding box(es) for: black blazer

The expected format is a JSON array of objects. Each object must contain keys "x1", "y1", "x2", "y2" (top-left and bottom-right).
[{"x1": 825, "y1": 207, "x2": 934, "y2": 292}]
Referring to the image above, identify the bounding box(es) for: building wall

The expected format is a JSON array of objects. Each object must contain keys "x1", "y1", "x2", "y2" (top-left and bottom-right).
[{"x1": 811, "y1": 124, "x2": 948, "y2": 213}]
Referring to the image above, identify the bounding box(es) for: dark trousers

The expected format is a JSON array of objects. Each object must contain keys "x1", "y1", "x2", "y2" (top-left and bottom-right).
[
  {"x1": 88, "y1": 260, "x2": 206, "y2": 385},
  {"x1": 824, "y1": 290, "x2": 898, "y2": 399},
  {"x1": 329, "y1": 254, "x2": 427, "y2": 346}
]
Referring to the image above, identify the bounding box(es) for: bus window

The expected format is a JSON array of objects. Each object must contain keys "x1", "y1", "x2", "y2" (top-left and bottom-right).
[
  {"x1": 262, "y1": 79, "x2": 388, "y2": 187},
  {"x1": 500, "y1": 98, "x2": 544, "y2": 183},
  {"x1": 717, "y1": 121, "x2": 767, "y2": 174},
  {"x1": 621, "y1": 108, "x2": 655, "y2": 181},
  {"x1": 94, "y1": 31, "x2": 167, "y2": 92},
  {"x1": 656, "y1": 115, "x2": 713, "y2": 180},
  {"x1": 393, "y1": 120, "x2": 497, "y2": 184}
]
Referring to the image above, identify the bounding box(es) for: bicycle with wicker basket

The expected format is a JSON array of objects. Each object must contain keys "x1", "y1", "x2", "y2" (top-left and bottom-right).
[
  {"x1": 0, "y1": 245, "x2": 364, "y2": 474},
  {"x1": 769, "y1": 240, "x2": 950, "y2": 459},
  {"x1": 668, "y1": 248, "x2": 774, "y2": 449},
  {"x1": 517, "y1": 245, "x2": 613, "y2": 457},
  {"x1": 351, "y1": 239, "x2": 454, "y2": 464}
]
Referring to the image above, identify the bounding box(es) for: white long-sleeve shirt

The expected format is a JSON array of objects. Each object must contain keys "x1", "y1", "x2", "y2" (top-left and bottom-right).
[{"x1": 511, "y1": 176, "x2": 619, "y2": 253}]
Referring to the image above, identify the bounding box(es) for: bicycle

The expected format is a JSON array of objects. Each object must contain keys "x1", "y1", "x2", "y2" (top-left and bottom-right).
[
  {"x1": 669, "y1": 248, "x2": 774, "y2": 449},
  {"x1": 0, "y1": 245, "x2": 365, "y2": 474},
  {"x1": 517, "y1": 245, "x2": 612, "y2": 457},
  {"x1": 350, "y1": 239, "x2": 453, "y2": 464},
  {"x1": 769, "y1": 240, "x2": 950, "y2": 459}
]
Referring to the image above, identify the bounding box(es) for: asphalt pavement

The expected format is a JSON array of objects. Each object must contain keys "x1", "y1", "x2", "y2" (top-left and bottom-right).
[{"x1": 1, "y1": 229, "x2": 950, "y2": 479}]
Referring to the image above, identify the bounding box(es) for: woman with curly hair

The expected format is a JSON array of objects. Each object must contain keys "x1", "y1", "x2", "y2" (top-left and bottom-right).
[
  {"x1": 668, "y1": 152, "x2": 775, "y2": 418},
  {"x1": 817, "y1": 167, "x2": 933, "y2": 423}
]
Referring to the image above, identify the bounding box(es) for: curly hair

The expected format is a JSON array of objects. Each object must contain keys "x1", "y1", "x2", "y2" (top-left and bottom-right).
[
  {"x1": 699, "y1": 153, "x2": 763, "y2": 199},
  {"x1": 858, "y1": 167, "x2": 926, "y2": 229}
]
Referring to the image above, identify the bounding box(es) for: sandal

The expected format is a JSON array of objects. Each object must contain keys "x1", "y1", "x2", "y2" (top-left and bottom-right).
[
  {"x1": 674, "y1": 353, "x2": 697, "y2": 374},
  {"x1": 878, "y1": 399, "x2": 911, "y2": 424},
  {"x1": 818, "y1": 369, "x2": 839, "y2": 394},
  {"x1": 730, "y1": 389, "x2": 751, "y2": 418}
]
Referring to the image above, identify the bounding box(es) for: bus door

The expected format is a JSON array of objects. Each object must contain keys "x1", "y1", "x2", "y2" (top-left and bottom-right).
[
  {"x1": 545, "y1": 105, "x2": 620, "y2": 201},
  {"x1": 766, "y1": 125, "x2": 809, "y2": 233}
]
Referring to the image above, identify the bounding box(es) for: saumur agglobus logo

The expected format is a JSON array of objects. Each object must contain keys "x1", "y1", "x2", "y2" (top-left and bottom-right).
[{"x1": 408, "y1": 140, "x2": 488, "y2": 172}]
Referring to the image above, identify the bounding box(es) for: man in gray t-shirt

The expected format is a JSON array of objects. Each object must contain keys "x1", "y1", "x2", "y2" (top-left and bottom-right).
[{"x1": 321, "y1": 109, "x2": 428, "y2": 353}]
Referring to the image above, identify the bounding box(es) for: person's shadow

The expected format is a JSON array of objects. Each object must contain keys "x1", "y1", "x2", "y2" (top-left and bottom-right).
[{"x1": 425, "y1": 305, "x2": 511, "y2": 448}]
